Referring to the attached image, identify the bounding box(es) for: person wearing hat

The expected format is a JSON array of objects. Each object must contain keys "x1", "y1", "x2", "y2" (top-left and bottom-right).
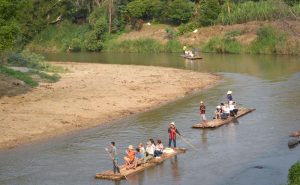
[
  {"x1": 168, "y1": 122, "x2": 181, "y2": 148},
  {"x1": 199, "y1": 101, "x2": 207, "y2": 124},
  {"x1": 214, "y1": 106, "x2": 222, "y2": 119},
  {"x1": 105, "y1": 141, "x2": 120, "y2": 174},
  {"x1": 124, "y1": 145, "x2": 136, "y2": 169},
  {"x1": 227, "y1": 90, "x2": 233, "y2": 102}
]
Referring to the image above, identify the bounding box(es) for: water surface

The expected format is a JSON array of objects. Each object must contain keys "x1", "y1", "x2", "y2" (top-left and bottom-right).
[{"x1": 0, "y1": 53, "x2": 299, "y2": 185}]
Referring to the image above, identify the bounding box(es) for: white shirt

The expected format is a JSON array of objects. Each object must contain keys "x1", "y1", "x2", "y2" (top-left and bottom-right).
[{"x1": 146, "y1": 145, "x2": 155, "y2": 155}]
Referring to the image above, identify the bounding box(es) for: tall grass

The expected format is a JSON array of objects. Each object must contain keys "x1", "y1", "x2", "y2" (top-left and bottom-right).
[
  {"x1": 30, "y1": 21, "x2": 90, "y2": 52},
  {"x1": 104, "y1": 38, "x2": 182, "y2": 53},
  {"x1": 202, "y1": 36, "x2": 242, "y2": 54},
  {"x1": 250, "y1": 26, "x2": 287, "y2": 54},
  {"x1": 217, "y1": 0, "x2": 290, "y2": 25}
]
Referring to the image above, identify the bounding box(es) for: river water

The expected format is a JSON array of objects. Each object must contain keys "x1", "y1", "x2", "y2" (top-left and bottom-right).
[{"x1": 0, "y1": 53, "x2": 299, "y2": 185}]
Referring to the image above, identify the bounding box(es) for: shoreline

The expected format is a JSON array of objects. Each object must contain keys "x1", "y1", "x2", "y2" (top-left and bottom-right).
[{"x1": 0, "y1": 62, "x2": 220, "y2": 150}]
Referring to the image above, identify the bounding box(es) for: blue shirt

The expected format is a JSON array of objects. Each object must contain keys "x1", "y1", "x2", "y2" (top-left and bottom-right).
[{"x1": 135, "y1": 152, "x2": 144, "y2": 159}]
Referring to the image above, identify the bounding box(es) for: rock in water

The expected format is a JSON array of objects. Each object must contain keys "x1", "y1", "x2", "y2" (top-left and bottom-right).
[{"x1": 288, "y1": 139, "x2": 299, "y2": 148}]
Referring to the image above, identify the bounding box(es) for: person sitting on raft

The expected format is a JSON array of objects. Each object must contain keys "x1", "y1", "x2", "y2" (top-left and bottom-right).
[
  {"x1": 229, "y1": 101, "x2": 238, "y2": 116},
  {"x1": 138, "y1": 143, "x2": 145, "y2": 155},
  {"x1": 154, "y1": 139, "x2": 164, "y2": 157},
  {"x1": 221, "y1": 104, "x2": 230, "y2": 120},
  {"x1": 133, "y1": 147, "x2": 144, "y2": 168},
  {"x1": 168, "y1": 122, "x2": 181, "y2": 148},
  {"x1": 124, "y1": 145, "x2": 136, "y2": 169},
  {"x1": 227, "y1": 90, "x2": 233, "y2": 102},
  {"x1": 144, "y1": 140, "x2": 155, "y2": 163},
  {"x1": 214, "y1": 106, "x2": 222, "y2": 119}
]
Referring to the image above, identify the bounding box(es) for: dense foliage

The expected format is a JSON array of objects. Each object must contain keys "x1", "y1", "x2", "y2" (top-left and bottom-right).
[
  {"x1": 288, "y1": 161, "x2": 300, "y2": 185},
  {"x1": 1, "y1": 0, "x2": 300, "y2": 54}
]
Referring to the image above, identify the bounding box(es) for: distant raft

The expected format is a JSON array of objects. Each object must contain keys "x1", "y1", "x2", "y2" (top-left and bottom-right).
[
  {"x1": 192, "y1": 107, "x2": 255, "y2": 129},
  {"x1": 95, "y1": 148, "x2": 187, "y2": 181},
  {"x1": 180, "y1": 55, "x2": 203, "y2": 60}
]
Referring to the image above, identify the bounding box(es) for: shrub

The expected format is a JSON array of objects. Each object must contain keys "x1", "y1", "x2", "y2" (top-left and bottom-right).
[
  {"x1": 84, "y1": 32, "x2": 104, "y2": 52},
  {"x1": 177, "y1": 22, "x2": 199, "y2": 35},
  {"x1": 288, "y1": 161, "x2": 300, "y2": 185},
  {"x1": 165, "y1": 27, "x2": 176, "y2": 40},
  {"x1": 68, "y1": 38, "x2": 82, "y2": 52},
  {"x1": 250, "y1": 26, "x2": 287, "y2": 54}
]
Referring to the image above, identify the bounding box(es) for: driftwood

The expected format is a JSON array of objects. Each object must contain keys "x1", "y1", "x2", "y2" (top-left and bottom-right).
[
  {"x1": 192, "y1": 108, "x2": 255, "y2": 129},
  {"x1": 95, "y1": 148, "x2": 187, "y2": 181}
]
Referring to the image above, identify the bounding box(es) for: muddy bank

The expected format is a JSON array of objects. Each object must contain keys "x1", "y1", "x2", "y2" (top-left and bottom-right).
[{"x1": 0, "y1": 62, "x2": 219, "y2": 149}]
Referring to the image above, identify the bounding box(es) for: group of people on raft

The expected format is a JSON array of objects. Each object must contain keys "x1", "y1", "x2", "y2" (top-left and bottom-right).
[
  {"x1": 199, "y1": 90, "x2": 239, "y2": 125},
  {"x1": 106, "y1": 122, "x2": 181, "y2": 174}
]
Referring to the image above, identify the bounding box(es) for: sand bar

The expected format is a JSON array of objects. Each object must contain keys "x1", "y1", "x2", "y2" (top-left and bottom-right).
[{"x1": 0, "y1": 62, "x2": 219, "y2": 149}]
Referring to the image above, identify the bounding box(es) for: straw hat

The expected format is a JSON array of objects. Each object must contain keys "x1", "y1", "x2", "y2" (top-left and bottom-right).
[
  {"x1": 170, "y1": 122, "x2": 176, "y2": 126},
  {"x1": 200, "y1": 101, "x2": 203, "y2": 104},
  {"x1": 227, "y1": 90, "x2": 232, "y2": 94},
  {"x1": 128, "y1": 145, "x2": 133, "y2": 150}
]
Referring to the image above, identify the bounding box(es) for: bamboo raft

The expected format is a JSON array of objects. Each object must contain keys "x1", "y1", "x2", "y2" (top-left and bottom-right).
[
  {"x1": 180, "y1": 55, "x2": 203, "y2": 60},
  {"x1": 192, "y1": 107, "x2": 255, "y2": 129},
  {"x1": 95, "y1": 148, "x2": 187, "y2": 181}
]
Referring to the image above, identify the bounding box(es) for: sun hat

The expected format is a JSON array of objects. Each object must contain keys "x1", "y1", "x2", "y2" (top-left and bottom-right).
[
  {"x1": 128, "y1": 145, "x2": 133, "y2": 150},
  {"x1": 170, "y1": 122, "x2": 175, "y2": 126},
  {"x1": 217, "y1": 106, "x2": 221, "y2": 109},
  {"x1": 200, "y1": 101, "x2": 203, "y2": 104},
  {"x1": 227, "y1": 90, "x2": 232, "y2": 94}
]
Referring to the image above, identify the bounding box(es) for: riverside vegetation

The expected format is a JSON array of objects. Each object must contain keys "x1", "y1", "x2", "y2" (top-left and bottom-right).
[{"x1": 1, "y1": 0, "x2": 300, "y2": 83}]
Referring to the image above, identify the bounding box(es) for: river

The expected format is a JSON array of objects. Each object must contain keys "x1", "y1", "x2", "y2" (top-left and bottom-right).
[{"x1": 0, "y1": 53, "x2": 299, "y2": 185}]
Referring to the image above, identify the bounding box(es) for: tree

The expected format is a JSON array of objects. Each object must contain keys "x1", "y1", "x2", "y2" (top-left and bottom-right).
[
  {"x1": 198, "y1": 0, "x2": 221, "y2": 26},
  {"x1": 165, "y1": 0, "x2": 195, "y2": 25}
]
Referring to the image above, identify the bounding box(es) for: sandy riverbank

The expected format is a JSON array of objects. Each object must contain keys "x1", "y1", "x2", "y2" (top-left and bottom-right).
[{"x1": 0, "y1": 63, "x2": 219, "y2": 149}]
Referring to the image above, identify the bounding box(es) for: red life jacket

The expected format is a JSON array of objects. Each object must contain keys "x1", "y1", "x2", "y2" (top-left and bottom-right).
[{"x1": 169, "y1": 127, "x2": 176, "y2": 139}]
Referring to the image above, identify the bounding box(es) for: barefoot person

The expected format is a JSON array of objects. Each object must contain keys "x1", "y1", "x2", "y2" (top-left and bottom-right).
[
  {"x1": 105, "y1": 141, "x2": 120, "y2": 174},
  {"x1": 199, "y1": 101, "x2": 207, "y2": 124},
  {"x1": 168, "y1": 122, "x2": 181, "y2": 148},
  {"x1": 124, "y1": 145, "x2": 136, "y2": 169}
]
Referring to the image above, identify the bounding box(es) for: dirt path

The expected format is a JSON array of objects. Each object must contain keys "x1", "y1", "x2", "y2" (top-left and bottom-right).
[{"x1": 0, "y1": 63, "x2": 219, "y2": 149}]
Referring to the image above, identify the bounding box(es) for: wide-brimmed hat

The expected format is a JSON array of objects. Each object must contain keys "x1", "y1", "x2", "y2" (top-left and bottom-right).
[
  {"x1": 200, "y1": 101, "x2": 203, "y2": 104},
  {"x1": 227, "y1": 90, "x2": 232, "y2": 94},
  {"x1": 128, "y1": 145, "x2": 133, "y2": 150},
  {"x1": 170, "y1": 122, "x2": 175, "y2": 126},
  {"x1": 216, "y1": 106, "x2": 221, "y2": 109}
]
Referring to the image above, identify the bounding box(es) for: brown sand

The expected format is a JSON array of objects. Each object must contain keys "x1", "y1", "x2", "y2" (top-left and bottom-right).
[{"x1": 0, "y1": 63, "x2": 219, "y2": 149}]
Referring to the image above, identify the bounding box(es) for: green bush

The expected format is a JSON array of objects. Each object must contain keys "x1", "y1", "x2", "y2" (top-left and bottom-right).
[
  {"x1": 84, "y1": 32, "x2": 104, "y2": 52},
  {"x1": 197, "y1": 0, "x2": 221, "y2": 26},
  {"x1": 165, "y1": 0, "x2": 194, "y2": 25},
  {"x1": 177, "y1": 22, "x2": 199, "y2": 35},
  {"x1": 202, "y1": 36, "x2": 242, "y2": 54},
  {"x1": 68, "y1": 38, "x2": 82, "y2": 52},
  {"x1": 250, "y1": 26, "x2": 287, "y2": 54},
  {"x1": 165, "y1": 27, "x2": 176, "y2": 40},
  {"x1": 288, "y1": 161, "x2": 300, "y2": 185}
]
